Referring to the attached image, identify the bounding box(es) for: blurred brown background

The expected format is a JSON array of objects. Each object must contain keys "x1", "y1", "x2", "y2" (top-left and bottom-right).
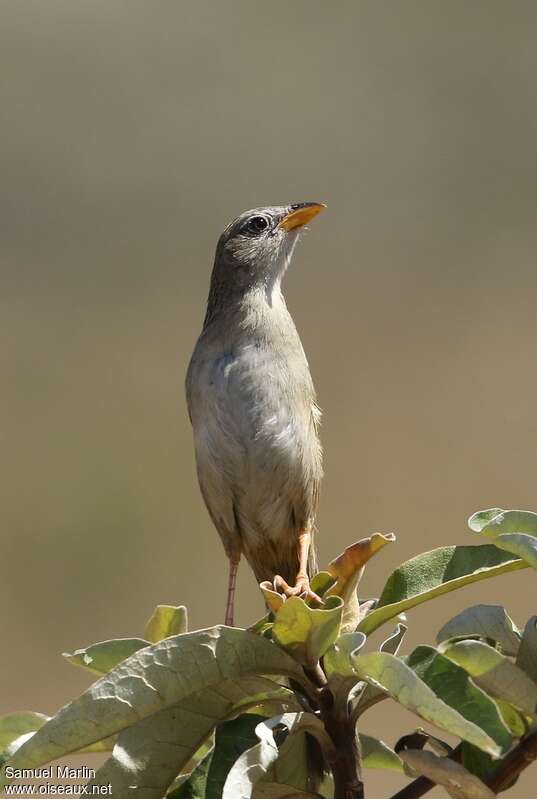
[{"x1": 1, "y1": 1, "x2": 536, "y2": 795}]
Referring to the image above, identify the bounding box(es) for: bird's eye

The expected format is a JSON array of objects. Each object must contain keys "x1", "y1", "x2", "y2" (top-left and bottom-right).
[{"x1": 246, "y1": 215, "x2": 269, "y2": 235}]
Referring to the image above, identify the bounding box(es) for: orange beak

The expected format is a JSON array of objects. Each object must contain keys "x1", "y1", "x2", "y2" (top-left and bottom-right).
[{"x1": 278, "y1": 202, "x2": 327, "y2": 231}]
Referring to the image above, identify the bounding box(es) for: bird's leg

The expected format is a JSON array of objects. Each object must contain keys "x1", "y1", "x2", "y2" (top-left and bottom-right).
[
  {"x1": 274, "y1": 528, "x2": 322, "y2": 604},
  {"x1": 225, "y1": 553, "x2": 240, "y2": 626}
]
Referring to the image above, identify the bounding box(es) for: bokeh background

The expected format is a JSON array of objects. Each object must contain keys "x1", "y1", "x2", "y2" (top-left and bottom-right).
[{"x1": 2, "y1": 2, "x2": 537, "y2": 795}]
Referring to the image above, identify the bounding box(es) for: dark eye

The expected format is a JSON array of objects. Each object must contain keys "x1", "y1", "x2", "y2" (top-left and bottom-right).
[{"x1": 246, "y1": 215, "x2": 269, "y2": 235}]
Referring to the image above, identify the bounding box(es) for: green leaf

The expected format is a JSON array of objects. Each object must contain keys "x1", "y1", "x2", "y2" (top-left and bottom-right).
[
  {"x1": 324, "y1": 632, "x2": 366, "y2": 679},
  {"x1": 207, "y1": 715, "x2": 268, "y2": 799},
  {"x1": 169, "y1": 750, "x2": 213, "y2": 799},
  {"x1": 440, "y1": 639, "x2": 537, "y2": 717},
  {"x1": 63, "y1": 638, "x2": 149, "y2": 675},
  {"x1": 323, "y1": 632, "x2": 367, "y2": 713},
  {"x1": 221, "y1": 714, "x2": 299, "y2": 799},
  {"x1": 467, "y1": 509, "x2": 505, "y2": 532},
  {"x1": 144, "y1": 605, "x2": 188, "y2": 643},
  {"x1": 516, "y1": 616, "x2": 537, "y2": 682},
  {"x1": 0, "y1": 713, "x2": 49, "y2": 752},
  {"x1": 459, "y1": 744, "x2": 507, "y2": 794},
  {"x1": 1, "y1": 627, "x2": 304, "y2": 789},
  {"x1": 353, "y1": 624, "x2": 407, "y2": 718},
  {"x1": 222, "y1": 713, "x2": 332, "y2": 799},
  {"x1": 272, "y1": 596, "x2": 343, "y2": 666},
  {"x1": 359, "y1": 734, "x2": 403, "y2": 772},
  {"x1": 406, "y1": 646, "x2": 511, "y2": 751},
  {"x1": 436, "y1": 605, "x2": 521, "y2": 656},
  {"x1": 468, "y1": 509, "x2": 537, "y2": 536},
  {"x1": 495, "y1": 700, "x2": 527, "y2": 739},
  {"x1": 350, "y1": 652, "x2": 501, "y2": 755},
  {"x1": 169, "y1": 714, "x2": 263, "y2": 799},
  {"x1": 469, "y1": 509, "x2": 537, "y2": 570},
  {"x1": 309, "y1": 572, "x2": 337, "y2": 598},
  {"x1": 358, "y1": 545, "x2": 527, "y2": 636},
  {"x1": 90, "y1": 677, "x2": 299, "y2": 799},
  {"x1": 400, "y1": 749, "x2": 496, "y2": 798}
]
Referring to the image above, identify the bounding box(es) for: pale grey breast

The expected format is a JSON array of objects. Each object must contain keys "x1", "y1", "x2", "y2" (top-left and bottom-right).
[{"x1": 186, "y1": 298, "x2": 322, "y2": 581}]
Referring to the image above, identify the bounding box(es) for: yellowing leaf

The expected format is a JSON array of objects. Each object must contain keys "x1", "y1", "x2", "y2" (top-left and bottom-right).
[
  {"x1": 272, "y1": 596, "x2": 343, "y2": 666},
  {"x1": 327, "y1": 533, "x2": 395, "y2": 632},
  {"x1": 144, "y1": 605, "x2": 188, "y2": 642}
]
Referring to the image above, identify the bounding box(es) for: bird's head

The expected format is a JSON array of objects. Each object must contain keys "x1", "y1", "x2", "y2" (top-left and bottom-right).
[{"x1": 213, "y1": 202, "x2": 326, "y2": 294}]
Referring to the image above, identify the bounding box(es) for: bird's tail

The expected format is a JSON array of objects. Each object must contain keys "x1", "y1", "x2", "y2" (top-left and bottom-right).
[{"x1": 307, "y1": 529, "x2": 318, "y2": 577}]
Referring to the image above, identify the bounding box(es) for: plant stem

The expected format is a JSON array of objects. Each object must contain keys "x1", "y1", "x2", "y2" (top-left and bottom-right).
[
  {"x1": 318, "y1": 686, "x2": 365, "y2": 799},
  {"x1": 488, "y1": 725, "x2": 537, "y2": 793},
  {"x1": 389, "y1": 728, "x2": 537, "y2": 798}
]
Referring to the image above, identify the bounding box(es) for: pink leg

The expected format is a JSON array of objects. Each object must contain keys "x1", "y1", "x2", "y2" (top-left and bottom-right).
[
  {"x1": 225, "y1": 553, "x2": 240, "y2": 626},
  {"x1": 274, "y1": 529, "x2": 322, "y2": 603}
]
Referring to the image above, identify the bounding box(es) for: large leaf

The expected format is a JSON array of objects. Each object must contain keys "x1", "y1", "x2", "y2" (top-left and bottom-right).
[
  {"x1": 358, "y1": 545, "x2": 527, "y2": 635},
  {"x1": 359, "y1": 734, "x2": 403, "y2": 772},
  {"x1": 406, "y1": 646, "x2": 511, "y2": 751},
  {"x1": 90, "y1": 678, "x2": 298, "y2": 799},
  {"x1": 145, "y1": 605, "x2": 188, "y2": 643},
  {"x1": 440, "y1": 639, "x2": 537, "y2": 717},
  {"x1": 469, "y1": 509, "x2": 537, "y2": 570},
  {"x1": 0, "y1": 627, "x2": 304, "y2": 788},
  {"x1": 272, "y1": 596, "x2": 343, "y2": 666},
  {"x1": 348, "y1": 652, "x2": 501, "y2": 755},
  {"x1": 516, "y1": 616, "x2": 537, "y2": 682},
  {"x1": 63, "y1": 638, "x2": 149, "y2": 676},
  {"x1": 400, "y1": 749, "x2": 496, "y2": 798},
  {"x1": 326, "y1": 533, "x2": 395, "y2": 632},
  {"x1": 436, "y1": 605, "x2": 521, "y2": 656}
]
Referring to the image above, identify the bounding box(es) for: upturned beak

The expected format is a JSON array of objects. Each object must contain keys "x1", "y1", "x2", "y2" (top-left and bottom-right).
[{"x1": 278, "y1": 202, "x2": 326, "y2": 231}]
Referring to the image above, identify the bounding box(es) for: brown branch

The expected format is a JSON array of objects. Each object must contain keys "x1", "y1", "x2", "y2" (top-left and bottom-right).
[
  {"x1": 488, "y1": 726, "x2": 537, "y2": 793},
  {"x1": 318, "y1": 686, "x2": 365, "y2": 799},
  {"x1": 389, "y1": 728, "x2": 537, "y2": 799}
]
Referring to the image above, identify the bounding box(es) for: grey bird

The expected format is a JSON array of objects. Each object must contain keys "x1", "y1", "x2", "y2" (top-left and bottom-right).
[{"x1": 186, "y1": 202, "x2": 325, "y2": 625}]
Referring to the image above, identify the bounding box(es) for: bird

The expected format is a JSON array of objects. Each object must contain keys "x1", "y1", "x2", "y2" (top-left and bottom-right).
[{"x1": 186, "y1": 202, "x2": 325, "y2": 626}]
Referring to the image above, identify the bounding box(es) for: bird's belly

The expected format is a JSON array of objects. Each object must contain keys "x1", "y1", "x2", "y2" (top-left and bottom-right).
[{"x1": 189, "y1": 344, "x2": 319, "y2": 579}]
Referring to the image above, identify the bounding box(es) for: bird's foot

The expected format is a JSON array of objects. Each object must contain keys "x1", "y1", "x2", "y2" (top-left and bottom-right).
[{"x1": 273, "y1": 573, "x2": 323, "y2": 605}]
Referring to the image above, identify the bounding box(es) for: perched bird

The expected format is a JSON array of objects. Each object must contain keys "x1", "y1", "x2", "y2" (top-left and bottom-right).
[{"x1": 186, "y1": 203, "x2": 325, "y2": 625}]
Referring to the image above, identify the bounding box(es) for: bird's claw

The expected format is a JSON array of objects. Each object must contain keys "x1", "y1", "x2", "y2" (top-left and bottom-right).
[{"x1": 273, "y1": 573, "x2": 323, "y2": 606}]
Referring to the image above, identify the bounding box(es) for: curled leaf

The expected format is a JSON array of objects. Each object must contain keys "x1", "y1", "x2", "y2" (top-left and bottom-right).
[
  {"x1": 436, "y1": 604, "x2": 521, "y2": 657},
  {"x1": 260, "y1": 582, "x2": 285, "y2": 614},
  {"x1": 469, "y1": 509, "x2": 537, "y2": 570},
  {"x1": 327, "y1": 533, "x2": 395, "y2": 632},
  {"x1": 272, "y1": 596, "x2": 343, "y2": 666}
]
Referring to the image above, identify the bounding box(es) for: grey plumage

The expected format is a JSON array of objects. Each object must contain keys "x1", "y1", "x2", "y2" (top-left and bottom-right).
[{"x1": 186, "y1": 203, "x2": 324, "y2": 610}]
